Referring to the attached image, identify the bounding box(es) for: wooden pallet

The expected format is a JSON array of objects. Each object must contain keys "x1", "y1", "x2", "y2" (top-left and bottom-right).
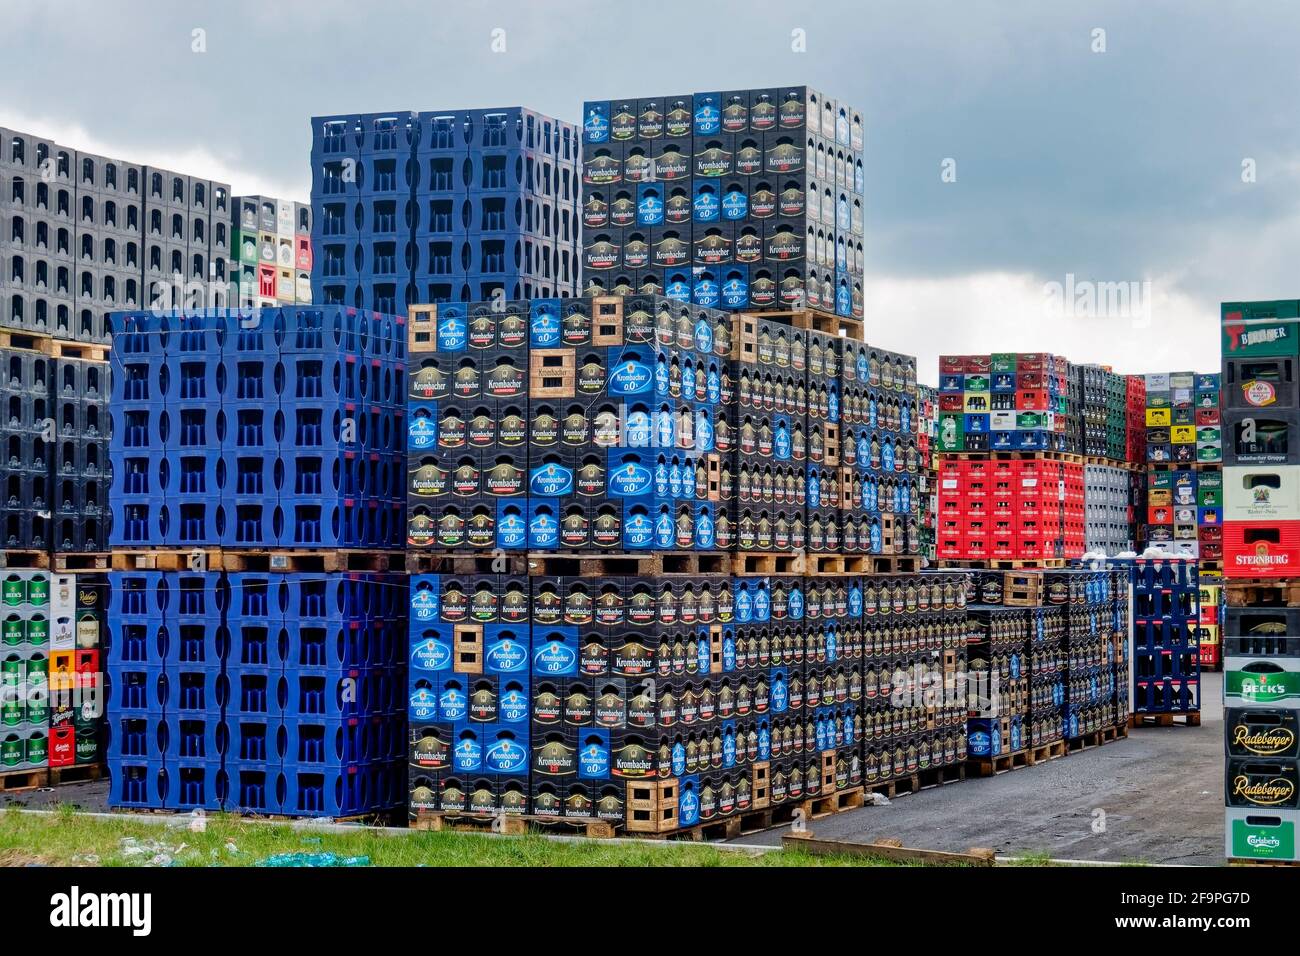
[
  {"x1": 220, "y1": 550, "x2": 406, "y2": 573},
  {"x1": 522, "y1": 550, "x2": 735, "y2": 577},
  {"x1": 111, "y1": 549, "x2": 224, "y2": 571},
  {"x1": 801, "y1": 785, "x2": 865, "y2": 820},
  {"x1": 1026, "y1": 740, "x2": 1068, "y2": 765},
  {"x1": 46, "y1": 762, "x2": 104, "y2": 786},
  {"x1": 739, "y1": 307, "x2": 865, "y2": 342},
  {"x1": 865, "y1": 773, "x2": 920, "y2": 799},
  {"x1": 938, "y1": 558, "x2": 1068, "y2": 570},
  {"x1": 1084, "y1": 456, "x2": 1140, "y2": 471},
  {"x1": 410, "y1": 810, "x2": 615, "y2": 838},
  {"x1": 967, "y1": 739, "x2": 1066, "y2": 777},
  {"x1": 805, "y1": 553, "x2": 871, "y2": 575},
  {"x1": 732, "y1": 550, "x2": 807, "y2": 576},
  {"x1": 0, "y1": 768, "x2": 48, "y2": 792},
  {"x1": 1223, "y1": 580, "x2": 1300, "y2": 607},
  {"x1": 53, "y1": 552, "x2": 111, "y2": 572},
  {"x1": 0, "y1": 550, "x2": 50, "y2": 569},
  {"x1": 110, "y1": 549, "x2": 405, "y2": 573},
  {"x1": 0, "y1": 329, "x2": 109, "y2": 361},
  {"x1": 943, "y1": 450, "x2": 1085, "y2": 464},
  {"x1": 1130, "y1": 710, "x2": 1201, "y2": 728},
  {"x1": 856, "y1": 554, "x2": 922, "y2": 574},
  {"x1": 783, "y1": 834, "x2": 997, "y2": 866},
  {"x1": 1065, "y1": 729, "x2": 1106, "y2": 753},
  {"x1": 405, "y1": 551, "x2": 530, "y2": 575},
  {"x1": 918, "y1": 761, "x2": 967, "y2": 789}
]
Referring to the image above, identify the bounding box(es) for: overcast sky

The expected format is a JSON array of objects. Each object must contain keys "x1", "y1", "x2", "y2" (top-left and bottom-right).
[{"x1": 4, "y1": 0, "x2": 1296, "y2": 382}]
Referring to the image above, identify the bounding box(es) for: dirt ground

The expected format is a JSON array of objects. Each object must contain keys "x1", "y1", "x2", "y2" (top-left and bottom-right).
[
  {"x1": 731, "y1": 671, "x2": 1224, "y2": 865},
  {"x1": 4, "y1": 674, "x2": 1224, "y2": 866}
]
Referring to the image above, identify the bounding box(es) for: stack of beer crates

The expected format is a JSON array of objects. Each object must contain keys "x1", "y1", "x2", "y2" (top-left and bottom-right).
[
  {"x1": 1079, "y1": 364, "x2": 1141, "y2": 554},
  {"x1": 404, "y1": 291, "x2": 942, "y2": 835},
  {"x1": 106, "y1": 306, "x2": 408, "y2": 817},
  {"x1": 0, "y1": 333, "x2": 109, "y2": 793},
  {"x1": 1140, "y1": 371, "x2": 1222, "y2": 563},
  {"x1": 963, "y1": 566, "x2": 1130, "y2": 772},
  {"x1": 1220, "y1": 299, "x2": 1300, "y2": 864},
  {"x1": 1126, "y1": 556, "x2": 1201, "y2": 722},
  {"x1": 407, "y1": 569, "x2": 968, "y2": 833}
]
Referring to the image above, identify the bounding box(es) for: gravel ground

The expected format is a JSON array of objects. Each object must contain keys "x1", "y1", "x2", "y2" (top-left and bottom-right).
[
  {"x1": 5, "y1": 674, "x2": 1224, "y2": 866},
  {"x1": 729, "y1": 670, "x2": 1224, "y2": 865}
]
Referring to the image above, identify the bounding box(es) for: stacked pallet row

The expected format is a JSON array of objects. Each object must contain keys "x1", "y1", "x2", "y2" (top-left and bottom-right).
[
  {"x1": 1220, "y1": 299, "x2": 1300, "y2": 864},
  {"x1": 408, "y1": 571, "x2": 968, "y2": 833},
  {"x1": 837, "y1": 334, "x2": 922, "y2": 564},
  {"x1": 963, "y1": 568, "x2": 1130, "y2": 771},
  {"x1": 936, "y1": 457, "x2": 1085, "y2": 563},
  {"x1": 406, "y1": 296, "x2": 734, "y2": 555},
  {"x1": 405, "y1": 295, "x2": 925, "y2": 564},
  {"x1": 0, "y1": 337, "x2": 110, "y2": 792},
  {"x1": 935, "y1": 353, "x2": 1086, "y2": 564},
  {"x1": 936, "y1": 353, "x2": 1082, "y2": 455},
  {"x1": 105, "y1": 306, "x2": 408, "y2": 816}
]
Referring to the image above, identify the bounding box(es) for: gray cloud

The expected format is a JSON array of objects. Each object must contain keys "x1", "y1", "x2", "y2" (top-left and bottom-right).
[{"x1": 3, "y1": 0, "x2": 1295, "y2": 375}]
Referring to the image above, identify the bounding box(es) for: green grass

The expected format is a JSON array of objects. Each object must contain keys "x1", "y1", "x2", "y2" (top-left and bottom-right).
[
  {"x1": 0, "y1": 806, "x2": 896, "y2": 867},
  {"x1": 1004, "y1": 850, "x2": 1057, "y2": 867}
]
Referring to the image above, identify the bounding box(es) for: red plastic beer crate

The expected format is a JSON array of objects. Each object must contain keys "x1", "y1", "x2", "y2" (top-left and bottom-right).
[{"x1": 1223, "y1": 520, "x2": 1300, "y2": 578}]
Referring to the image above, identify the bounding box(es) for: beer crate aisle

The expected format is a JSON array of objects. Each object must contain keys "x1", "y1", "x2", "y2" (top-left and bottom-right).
[
  {"x1": 408, "y1": 571, "x2": 969, "y2": 834},
  {"x1": 105, "y1": 306, "x2": 408, "y2": 816},
  {"x1": 1220, "y1": 299, "x2": 1300, "y2": 864}
]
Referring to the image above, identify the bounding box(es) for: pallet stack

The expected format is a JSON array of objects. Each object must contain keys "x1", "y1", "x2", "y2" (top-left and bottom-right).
[
  {"x1": 1198, "y1": 577, "x2": 1223, "y2": 670},
  {"x1": 1220, "y1": 299, "x2": 1300, "y2": 864},
  {"x1": 406, "y1": 295, "x2": 924, "y2": 569},
  {"x1": 105, "y1": 306, "x2": 408, "y2": 816},
  {"x1": 1126, "y1": 557, "x2": 1201, "y2": 722},
  {"x1": 232, "y1": 195, "x2": 312, "y2": 307},
  {"x1": 916, "y1": 383, "x2": 938, "y2": 563},
  {"x1": 935, "y1": 353, "x2": 1089, "y2": 566},
  {"x1": 1140, "y1": 372, "x2": 1222, "y2": 563},
  {"x1": 963, "y1": 567, "x2": 1129, "y2": 773},
  {"x1": 404, "y1": 290, "x2": 944, "y2": 835},
  {"x1": 0, "y1": 131, "x2": 119, "y2": 793},
  {"x1": 580, "y1": 86, "x2": 865, "y2": 320},
  {"x1": 407, "y1": 570, "x2": 968, "y2": 834}
]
